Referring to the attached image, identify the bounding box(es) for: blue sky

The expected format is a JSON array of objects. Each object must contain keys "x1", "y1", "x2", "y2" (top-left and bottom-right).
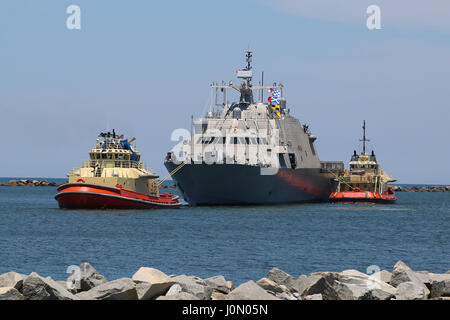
[{"x1": 0, "y1": 0, "x2": 449, "y2": 184}]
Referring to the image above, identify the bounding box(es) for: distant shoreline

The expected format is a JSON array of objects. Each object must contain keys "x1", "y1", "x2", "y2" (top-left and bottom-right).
[{"x1": 0, "y1": 179, "x2": 448, "y2": 192}]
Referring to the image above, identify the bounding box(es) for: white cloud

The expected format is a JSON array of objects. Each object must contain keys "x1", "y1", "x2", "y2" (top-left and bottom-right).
[{"x1": 261, "y1": 0, "x2": 450, "y2": 32}]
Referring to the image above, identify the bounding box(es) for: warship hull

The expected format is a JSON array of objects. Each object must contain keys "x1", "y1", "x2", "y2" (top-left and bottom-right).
[{"x1": 165, "y1": 162, "x2": 337, "y2": 205}]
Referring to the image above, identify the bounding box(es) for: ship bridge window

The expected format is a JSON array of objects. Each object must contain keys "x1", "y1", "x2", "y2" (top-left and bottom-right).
[
  {"x1": 250, "y1": 138, "x2": 257, "y2": 144},
  {"x1": 239, "y1": 137, "x2": 246, "y2": 144}
]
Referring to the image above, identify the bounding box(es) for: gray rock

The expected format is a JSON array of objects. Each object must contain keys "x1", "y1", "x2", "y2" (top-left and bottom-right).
[
  {"x1": 22, "y1": 272, "x2": 79, "y2": 300},
  {"x1": 165, "y1": 283, "x2": 183, "y2": 296},
  {"x1": 135, "y1": 282, "x2": 154, "y2": 300},
  {"x1": 395, "y1": 281, "x2": 428, "y2": 300},
  {"x1": 333, "y1": 270, "x2": 396, "y2": 300},
  {"x1": 304, "y1": 293, "x2": 323, "y2": 300},
  {"x1": 256, "y1": 277, "x2": 286, "y2": 294},
  {"x1": 204, "y1": 275, "x2": 229, "y2": 294},
  {"x1": 56, "y1": 281, "x2": 78, "y2": 294},
  {"x1": 295, "y1": 273, "x2": 338, "y2": 299},
  {"x1": 370, "y1": 270, "x2": 392, "y2": 284},
  {"x1": 211, "y1": 290, "x2": 228, "y2": 300},
  {"x1": 266, "y1": 268, "x2": 298, "y2": 293},
  {"x1": 429, "y1": 277, "x2": 450, "y2": 298},
  {"x1": 0, "y1": 272, "x2": 26, "y2": 290},
  {"x1": 156, "y1": 292, "x2": 200, "y2": 300},
  {"x1": 76, "y1": 278, "x2": 137, "y2": 300},
  {"x1": 131, "y1": 267, "x2": 174, "y2": 299},
  {"x1": 172, "y1": 275, "x2": 212, "y2": 300},
  {"x1": 0, "y1": 287, "x2": 25, "y2": 300},
  {"x1": 275, "y1": 292, "x2": 297, "y2": 300},
  {"x1": 75, "y1": 262, "x2": 108, "y2": 292},
  {"x1": 226, "y1": 281, "x2": 280, "y2": 300},
  {"x1": 428, "y1": 296, "x2": 450, "y2": 300},
  {"x1": 390, "y1": 261, "x2": 430, "y2": 296}
]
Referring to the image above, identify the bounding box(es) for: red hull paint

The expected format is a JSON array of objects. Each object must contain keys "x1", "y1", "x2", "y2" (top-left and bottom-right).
[
  {"x1": 329, "y1": 191, "x2": 397, "y2": 204},
  {"x1": 55, "y1": 183, "x2": 181, "y2": 209}
]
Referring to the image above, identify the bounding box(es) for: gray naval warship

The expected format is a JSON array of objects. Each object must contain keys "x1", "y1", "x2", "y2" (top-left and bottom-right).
[{"x1": 165, "y1": 51, "x2": 343, "y2": 205}]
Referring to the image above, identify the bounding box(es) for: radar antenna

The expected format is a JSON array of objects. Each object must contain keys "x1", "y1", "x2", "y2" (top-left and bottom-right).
[{"x1": 236, "y1": 50, "x2": 254, "y2": 103}]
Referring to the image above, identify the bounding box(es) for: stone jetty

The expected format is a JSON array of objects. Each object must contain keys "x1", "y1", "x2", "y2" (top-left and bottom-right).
[
  {"x1": 391, "y1": 185, "x2": 449, "y2": 192},
  {"x1": 1, "y1": 261, "x2": 449, "y2": 300},
  {"x1": 0, "y1": 179, "x2": 62, "y2": 187}
]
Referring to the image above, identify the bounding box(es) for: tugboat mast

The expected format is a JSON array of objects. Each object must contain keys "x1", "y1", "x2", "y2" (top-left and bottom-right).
[{"x1": 359, "y1": 120, "x2": 370, "y2": 155}]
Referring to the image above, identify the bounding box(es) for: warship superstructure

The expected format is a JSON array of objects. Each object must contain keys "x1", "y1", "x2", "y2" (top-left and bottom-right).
[{"x1": 165, "y1": 51, "x2": 343, "y2": 205}]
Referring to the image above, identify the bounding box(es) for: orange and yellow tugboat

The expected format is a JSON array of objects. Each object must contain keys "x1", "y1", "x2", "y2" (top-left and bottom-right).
[
  {"x1": 55, "y1": 130, "x2": 181, "y2": 209},
  {"x1": 329, "y1": 121, "x2": 397, "y2": 204}
]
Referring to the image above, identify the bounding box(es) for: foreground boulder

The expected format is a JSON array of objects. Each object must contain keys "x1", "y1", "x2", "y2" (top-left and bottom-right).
[
  {"x1": 295, "y1": 273, "x2": 338, "y2": 299},
  {"x1": 76, "y1": 262, "x2": 108, "y2": 292},
  {"x1": 370, "y1": 270, "x2": 392, "y2": 284},
  {"x1": 132, "y1": 267, "x2": 174, "y2": 299},
  {"x1": 0, "y1": 287, "x2": 25, "y2": 300},
  {"x1": 165, "y1": 284, "x2": 183, "y2": 296},
  {"x1": 395, "y1": 281, "x2": 428, "y2": 300},
  {"x1": 22, "y1": 273, "x2": 79, "y2": 300},
  {"x1": 226, "y1": 281, "x2": 280, "y2": 300},
  {"x1": 204, "y1": 275, "x2": 230, "y2": 294},
  {"x1": 429, "y1": 276, "x2": 450, "y2": 298},
  {"x1": 76, "y1": 278, "x2": 137, "y2": 300},
  {"x1": 390, "y1": 261, "x2": 430, "y2": 297},
  {"x1": 0, "y1": 272, "x2": 27, "y2": 291},
  {"x1": 171, "y1": 275, "x2": 212, "y2": 300},
  {"x1": 156, "y1": 292, "x2": 200, "y2": 300},
  {"x1": 333, "y1": 270, "x2": 396, "y2": 300},
  {"x1": 266, "y1": 268, "x2": 298, "y2": 293},
  {"x1": 256, "y1": 277, "x2": 288, "y2": 295}
]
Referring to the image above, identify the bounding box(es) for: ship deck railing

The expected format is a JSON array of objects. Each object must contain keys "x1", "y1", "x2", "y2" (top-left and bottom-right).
[{"x1": 81, "y1": 160, "x2": 153, "y2": 172}]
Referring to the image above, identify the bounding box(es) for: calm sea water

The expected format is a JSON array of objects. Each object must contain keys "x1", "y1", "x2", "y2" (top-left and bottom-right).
[{"x1": 0, "y1": 178, "x2": 448, "y2": 285}]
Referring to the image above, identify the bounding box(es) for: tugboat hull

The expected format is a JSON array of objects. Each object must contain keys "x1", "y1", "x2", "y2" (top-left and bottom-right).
[
  {"x1": 55, "y1": 183, "x2": 181, "y2": 209},
  {"x1": 329, "y1": 191, "x2": 397, "y2": 204}
]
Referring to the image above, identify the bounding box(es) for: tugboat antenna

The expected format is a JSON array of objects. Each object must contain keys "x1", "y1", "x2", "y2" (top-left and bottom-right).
[{"x1": 359, "y1": 120, "x2": 370, "y2": 155}]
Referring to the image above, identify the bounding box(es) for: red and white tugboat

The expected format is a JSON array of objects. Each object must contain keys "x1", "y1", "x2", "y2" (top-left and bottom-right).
[
  {"x1": 329, "y1": 121, "x2": 397, "y2": 204},
  {"x1": 55, "y1": 130, "x2": 181, "y2": 209}
]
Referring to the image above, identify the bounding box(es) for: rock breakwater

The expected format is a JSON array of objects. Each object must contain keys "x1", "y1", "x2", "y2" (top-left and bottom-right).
[
  {"x1": 1, "y1": 261, "x2": 449, "y2": 300},
  {"x1": 391, "y1": 185, "x2": 450, "y2": 192},
  {"x1": 0, "y1": 179, "x2": 62, "y2": 187}
]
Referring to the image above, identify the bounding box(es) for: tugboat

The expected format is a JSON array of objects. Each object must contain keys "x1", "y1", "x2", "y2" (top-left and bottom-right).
[
  {"x1": 329, "y1": 121, "x2": 397, "y2": 203},
  {"x1": 55, "y1": 130, "x2": 181, "y2": 209}
]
